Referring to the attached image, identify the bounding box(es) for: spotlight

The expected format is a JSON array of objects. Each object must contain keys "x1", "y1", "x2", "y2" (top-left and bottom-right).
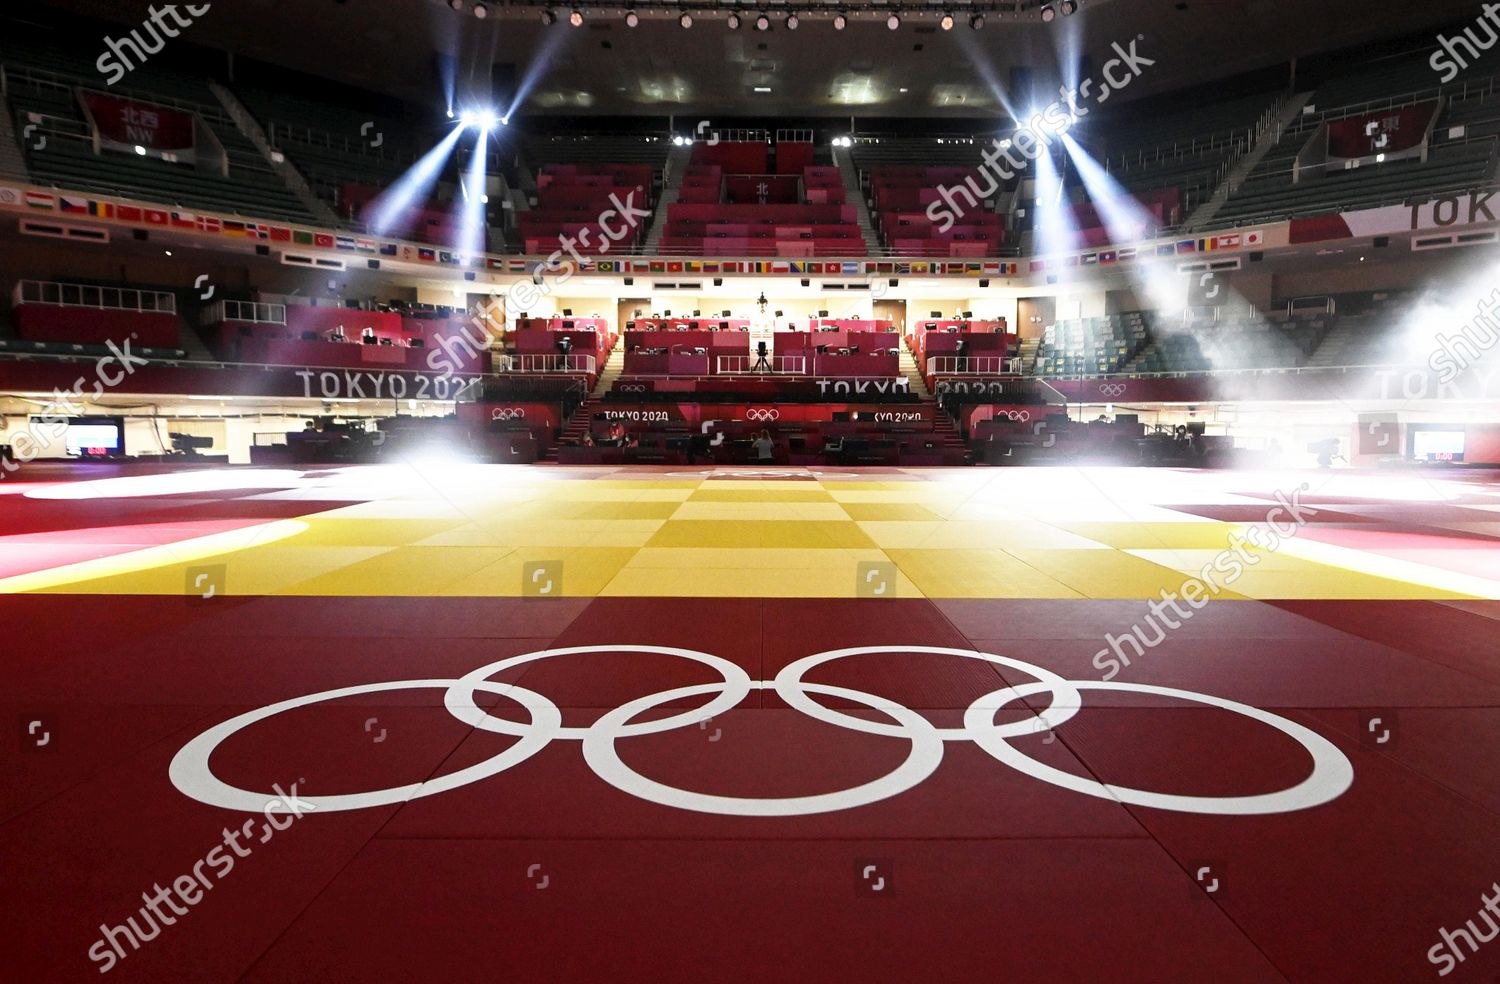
[
  {"x1": 832, "y1": 12, "x2": 847, "y2": 28},
  {"x1": 785, "y1": 12, "x2": 799, "y2": 29},
  {"x1": 727, "y1": 12, "x2": 741, "y2": 27},
  {"x1": 886, "y1": 13, "x2": 900, "y2": 29},
  {"x1": 569, "y1": 9, "x2": 583, "y2": 25},
  {"x1": 1060, "y1": 0, "x2": 1076, "y2": 13},
  {"x1": 541, "y1": 9, "x2": 557, "y2": 23},
  {"x1": 625, "y1": 9, "x2": 639, "y2": 25},
  {"x1": 1041, "y1": 4, "x2": 1055, "y2": 21},
  {"x1": 447, "y1": 0, "x2": 463, "y2": 9},
  {"x1": 755, "y1": 13, "x2": 770, "y2": 29},
  {"x1": 940, "y1": 12, "x2": 954, "y2": 29},
  {"x1": 679, "y1": 11, "x2": 693, "y2": 27},
  {"x1": 472, "y1": 1, "x2": 488, "y2": 17},
  {"x1": 460, "y1": 109, "x2": 501, "y2": 129},
  {"x1": 969, "y1": 12, "x2": 983, "y2": 28}
]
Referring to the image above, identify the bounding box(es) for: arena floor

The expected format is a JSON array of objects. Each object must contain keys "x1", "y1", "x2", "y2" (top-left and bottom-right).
[{"x1": 4, "y1": 463, "x2": 1500, "y2": 982}]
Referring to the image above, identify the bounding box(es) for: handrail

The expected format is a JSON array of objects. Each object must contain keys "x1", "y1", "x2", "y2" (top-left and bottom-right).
[
  {"x1": 713, "y1": 354, "x2": 808, "y2": 375},
  {"x1": 928, "y1": 356, "x2": 1023, "y2": 375},
  {"x1": 14, "y1": 279, "x2": 176, "y2": 314},
  {"x1": 204, "y1": 300, "x2": 288, "y2": 325},
  {"x1": 497, "y1": 354, "x2": 598, "y2": 375}
]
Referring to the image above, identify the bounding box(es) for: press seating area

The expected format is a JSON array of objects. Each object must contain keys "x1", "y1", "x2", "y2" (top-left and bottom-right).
[
  {"x1": 507, "y1": 319, "x2": 615, "y2": 386},
  {"x1": 205, "y1": 299, "x2": 488, "y2": 373},
  {"x1": 1034, "y1": 312, "x2": 1152, "y2": 377},
  {"x1": 907, "y1": 322, "x2": 1016, "y2": 386},
  {"x1": 1, "y1": 39, "x2": 316, "y2": 223},
  {"x1": 10, "y1": 280, "x2": 182, "y2": 351},
  {"x1": 517, "y1": 163, "x2": 653, "y2": 253},
  {"x1": 622, "y1": 328, "x2": 900, "y2": 377},
  {"x1": 1215, "y1": 50, "x2": 1500, "y2": 226},
  {"x1": 658, "y1": 203, "x2": 867, "y2": 256},
  {"x1": 868, "y1": 166, "x2": 1006, "y2": 256}
]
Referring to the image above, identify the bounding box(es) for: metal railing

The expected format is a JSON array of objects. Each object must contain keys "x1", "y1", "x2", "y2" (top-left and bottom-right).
[
  {"x1": 497, "y1": 354, "x2": 597, "y2": 375},
  {"x1": 203, "y1": 300, "x2": 287, "y2": 325},
  {"x1": 713, "y1": 354, "x2": 808, "y2": 375},
  {"x1": 928, "y1": 356, "x2": 1023, "y2": 375},
  {"x1": 15, "y1": 279, "x2": 176, "y2": 313}
]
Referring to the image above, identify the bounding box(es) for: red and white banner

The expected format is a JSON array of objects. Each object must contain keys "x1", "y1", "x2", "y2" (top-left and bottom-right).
[
  {"x1": 78, "y1": 90, "x2": 197, "y2": 160},
  {"x1": 1326, "y1": 103, "x2": 1436, "y2": 161}
]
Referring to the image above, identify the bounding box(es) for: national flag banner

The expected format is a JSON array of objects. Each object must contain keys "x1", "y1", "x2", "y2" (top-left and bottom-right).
[
  {"x1": 24, "y1": 191, "x2": 56, "y2": 209},
  {"x1": 1245, "y1": 230, "x2": 1265, "y2": 247},
  {"x1": 379, "y1": 243, "x2": 399, "y2": 256},
  {"x1": 508, "y1": 259, "x2": 528, "y2": 272},
  {"x1": 722, "y1": 262, "x2": 740, "y2": 273},
  {"x1": 912, "y1": 262, "x2": 930, "y2": 274},
  {"x1": 87, "y1": 201, "x2": 115, "y2": 219},
  {"x1": 294, "y1": 231, "x2": 315, "y2": 246},
  {"x1": 335, "y1": 236, "x2": 356, "y2": 251},
  {"x1": 841, "y1": 261, "x2": 861, "y2": 274},
  {"x1": 1082, "y1": 253, "x2": 1100, "y2": 265},
  {"x1": 1216, "y1": 233, "x2": 1241, "y2": 249},
  {"x1": 702, "y1": 261, "x2": 720, "y2": 273},
  {"x1": 1115, "y1": 248, "x2": 1137, "y2": 262},
  {"x1": 270, "y1": 226, "x2": 293, "y2": 242},
  {"x1": 355, "y1": 239, "x2": 376, "y2": 253},
  {"x1": 248, "y1": 223, "x2": 270, "y2": 240},
  {"x1": 438, "y1": 251, "x2": 454, "y2": 264},
  {"x1": 196, "y1": 216, "x2": 221, "y2": 234},
  {"x1": 0, "y1": 187, "x2": 20, "y2": 207},
  {"x1": 630, "y1": 261, "x2": 649, "y2": 273},
  {"x1": 60, "y1": 196, "x2": 89, "y2": 214},
  {"x1": 1196, "y1": 238, "x2": 1215, "y2": 252},
  {"x1": 1155, "y1": 243, "x2": 1176, "y2": 257},
  {"x1": 667, "y1": 262, "x2": 684, "y2": 273},
  {"x1": 117, "y1": 205, "x2": 143, "y2": 222},
  {"x1": 772, "y1": 262, "x2": 791, "y2": 274},
  {"x1": 314, "y1": 233, "x2": 336, "y2": 249},
  {"x1": 1099, "y1": 250, "x2": 1118, "y2": 264},
  {"x1": 596, "y1": 260, "x2": 617, "y2": 273},
  {"x1": 1030, "y1": 260, "x2": 1046, "y2": 272},
  {"x1": 982, "y1": 262, "x2": 1001, "y2": 274},
  {"x1": 684, "y1": 261, "x2": 701, "y2": 273},
  {"x1": 144, "y1": 209, "x2": 170, "y2": 226},
  {"x1": 486, "y1": 258, "x2": 506, "y2": 270},
  {"x1": 967, "y1": 263, "x2": 982, "y2": 274},
  {"x1": 170, "y1": 209, "x2": 196, "y2": 228},
  {"x1": 221, "y1": 221, "x2": 247, "y2": 237},
  {"x1": 649, "y1": 262, "x2": 665, "y2": 273},
  {"x1": 875, "y1": 262, "x2": 894, "y2": 274},
  {"x1": 418, "y1": 247, "x2": 436, "y2": 262},
  {"x1": 1175, "y1": 240, "x2": 1197, "y2": 254},
  {"x1": 895, "y1": 263, "x2": 910, "y2": 274}
]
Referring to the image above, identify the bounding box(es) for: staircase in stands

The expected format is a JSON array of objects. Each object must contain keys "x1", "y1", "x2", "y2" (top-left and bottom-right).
[
  {"x1": 832, "y1": 144, "x2": 881, "y2": 255},
  {"x1": 547, "y1": 346, "x2": 626, "y2": 459},
  {"x1": 900, "y1": 340, "x2": 970, "y2": 463}
]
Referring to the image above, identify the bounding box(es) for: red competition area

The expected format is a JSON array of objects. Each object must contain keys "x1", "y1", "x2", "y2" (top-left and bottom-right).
[{"x1": 2, "y1": 466, "x2": 1499, "y2": 982}]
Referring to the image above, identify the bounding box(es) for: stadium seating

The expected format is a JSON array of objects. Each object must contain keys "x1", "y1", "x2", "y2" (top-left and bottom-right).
[
  {"x1": 517, "y1": 163, "x2": 653, "y2": 253},
  {"x1": 1033, "y1": 312, "x2": 1152, "y2": 376}
]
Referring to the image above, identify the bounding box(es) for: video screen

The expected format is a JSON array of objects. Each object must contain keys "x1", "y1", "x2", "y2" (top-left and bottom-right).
[
  {"x1": 1412, "y1": 430, "x2": 1465, "y2": 462},
  {"x1": 62, "y1": 417, "x2": 124, "y2": 457}
]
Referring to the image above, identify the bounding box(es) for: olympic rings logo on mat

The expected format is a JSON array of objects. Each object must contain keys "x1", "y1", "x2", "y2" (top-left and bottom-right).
[
  {"x1": 1099, "y1": 383, "x2": 1128, "y2": 398},
  {"x1": 490, "y1": 408, "x2": 527, "y2": 421},
  {"x1": 170, "y1": 645, "x2": 1354, "y2": 819},
  {"x1": 746, "y1": 408, "x2": 780, "y2": 423}
]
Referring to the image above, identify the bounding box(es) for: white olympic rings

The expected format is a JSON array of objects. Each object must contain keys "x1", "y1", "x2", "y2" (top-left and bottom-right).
[
  {"x1": 490, "y1": 407, "x2": 527, "y2": 421},
  {"x1": 1099, "y1": 383, "x2": 1128, "y2": 398},
  {"x1": 746, "y1": 408, "x2": 781, "y2": 423},
  {"x1": 170, "y1": 645, "x2": 1354, "y2": 819}
]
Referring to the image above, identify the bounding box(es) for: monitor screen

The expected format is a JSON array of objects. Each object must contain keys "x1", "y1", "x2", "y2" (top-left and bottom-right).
[
  {"x1": 63, "y1": 418, "x2": 124, "y2": 456},
  {"x1": 1413, "y1": 430, "x2": 1465, "y2": 461}
]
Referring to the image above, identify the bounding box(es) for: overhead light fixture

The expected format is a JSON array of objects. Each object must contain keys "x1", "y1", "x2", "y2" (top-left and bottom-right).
[
  {"x1": 625, "y1": 10, "x2": 639, "y2": 26},
  {"x1": 755, "y1": 13, "x2": 770, "y2": 29},
  {"x1": 785, "y1": 12, "x2": 799, "y2": 28},
  {"x1": 541, "y1": 9, "x2": 557, "y2": 24},
  {"x1": 1060, "y1": 0, "x2": 1076, "y2": 13},
  {"x1": 886, "y1": 12, "x2": 901, "y2": 29},
  {"x1": 680, "y1": 11, "x2": 694, "y2": 27},
  {"x1": 569, "y1": 9, "x2": 584, "y2": 25},
  {"x1": 969, "y1": 13, "x2": 983, "y2": 28},
  {"x1": 754, "y1": 85, "x2": 772, "y2": 92},
  {"x1": 727, "y1": 12, "x2": 741, "y2": 27},
  {"x1": 447, "y1": 0, "x2": 464, "y2": 9},
  {"x1": 1041, "y1": 4, "x2": 1055, "y2": 21},
  {"x1": 472, "y1": 2, "x2": 488, "y2": 18},
  {"x1": 832, "y1": 12, "x2": 847, "y2": 28},
  {"x1": 939, "y1": 12, "x2": 954, "y2": 29}
]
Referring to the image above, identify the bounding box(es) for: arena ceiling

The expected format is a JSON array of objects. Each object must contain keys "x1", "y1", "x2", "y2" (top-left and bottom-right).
[{"x1": 33, "y1": 0, "x2": 1488, "y2": 119}]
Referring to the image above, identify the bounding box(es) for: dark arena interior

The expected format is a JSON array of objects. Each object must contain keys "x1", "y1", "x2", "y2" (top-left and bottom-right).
[{"x1": 3, "y1": 0, "x2": 1500, "y2": 980}]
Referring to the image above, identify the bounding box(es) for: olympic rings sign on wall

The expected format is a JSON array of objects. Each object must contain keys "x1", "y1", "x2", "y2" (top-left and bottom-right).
[
  {"x1": 170, "y1": 645, "x2": 1354, "y2": 819},
  {"x1": 1098, "y1": 383, "x2": 1128, "y2": 398},
  {"x1": 490, "y1": 407, "x2": 527, "y2": 421},
  {"x1": 746, "y1": 408, "x2": 780, "y2": 423},
  {"x1": 617, "y1": 384, "x2": 649, "y2": 394},
  {"x1": 1001, "y1": 409, "x2": 1032, "y2": 423}
]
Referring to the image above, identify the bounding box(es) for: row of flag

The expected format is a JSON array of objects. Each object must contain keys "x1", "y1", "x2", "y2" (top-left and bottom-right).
[{"x1": 4, "y1": 186, "x2": 1263, "y2": 279}]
